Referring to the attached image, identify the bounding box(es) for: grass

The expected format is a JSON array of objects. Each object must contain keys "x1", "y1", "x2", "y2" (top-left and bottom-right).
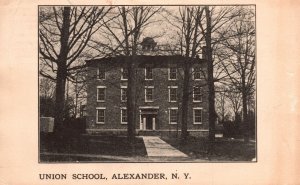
[
  {"x1": 40, "y1": 133, "x2": 256, "y2": 162},
  {"x1": 40, "y1": 133, "x2": 147, "y2": 162},
  {"x1": 161, "y1": 136, "x2": 256, "y2": 161}
]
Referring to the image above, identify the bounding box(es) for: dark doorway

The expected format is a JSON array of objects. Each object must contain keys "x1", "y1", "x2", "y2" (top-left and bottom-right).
[{"x1": 145, "y1": 115, "x2": 153, "y2": 130}]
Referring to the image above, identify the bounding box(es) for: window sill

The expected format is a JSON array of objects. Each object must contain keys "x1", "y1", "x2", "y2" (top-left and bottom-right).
[
  {"x1": 145, "y1": 100, "x2": 154, "y2": 103},
  {"x1": 97, "y1": 100, "x2": 105, "y2": 102},
  {"x1": 121, "y1": 122, "x2": 128, "y2": 125},
  {"x1": 168, "y1": 79, "x2": 177, "y2": 81},
  {"x1": 193, "y1": 122, "x2": 202, "y2": 125},
  {"x1": 169, "y1": 122, "x2": 178, "y2": 125},
  {"x1": 193, "y1": 100, "x2": 202, "y2": 103},
  {"x1": 169, "y1": 101, "x2": 177, "y2": 103},
  {"x1": 96, "y1": 122, "x2": 105, "y2": 124},
  {"x1": 145, "y1": 79, "x2": 153, "y2": 81}
]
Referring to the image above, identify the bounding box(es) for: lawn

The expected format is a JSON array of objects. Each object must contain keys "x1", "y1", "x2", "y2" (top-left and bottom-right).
[
  {"x1": 40, "y1": 133, "x2": 147, "y2": 162},
  {"x1": 161, "y1": 136, "x2": 256, "y2": 162},
  {"x1": 40, "y1": 133, "x2": 256, "y2": 162}
]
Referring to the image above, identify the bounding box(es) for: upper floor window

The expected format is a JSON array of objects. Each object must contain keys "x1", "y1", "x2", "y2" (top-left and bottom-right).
[
  {"x1": 169, "y1": 108, "x2": 178, "y2": 124},
  {"x1": 193, "y1": 66, "x2": 201, "y2": 80},
  {"x1": 169, "y1": 67, "x2": 177, "y2": 80},
  {"x1": 121, "y1": 68, "x2": 128, "y2": 80},
  {"x1": 121, "y1": 86, "x2": 127, "y2": 102},
  {"x1": 97, "y1": 86, "x2": 106, "y2": 102},
  {"x1": 168, "y1": 86, "x2": 178, "y2": 102},
  {"x1": 193, "y1": 108, "x2": 202, "y2": 124},
  {"x1": 121, "y1": 108, "x2": 127, "y2": 124},
  {"x1": 97, "y1": 67, "x2": 105, "y2": 80},
  {"x1": 193, "y1": 86, "x2": 202, "y2": 102},
  {"x1": 96, "y1": 107, "x2": 106, "y2": 124},
  {"x1": 145, "y1": 86, "x2": 154, "y2": 102},
  {"x1": 145, "y1": 67, "x2": 153, "y2": 80}
]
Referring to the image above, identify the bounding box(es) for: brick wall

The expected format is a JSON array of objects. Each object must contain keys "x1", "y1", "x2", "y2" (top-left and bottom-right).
[{"x1": 86, "y1": 56, "x2": 209, "y2": 135}]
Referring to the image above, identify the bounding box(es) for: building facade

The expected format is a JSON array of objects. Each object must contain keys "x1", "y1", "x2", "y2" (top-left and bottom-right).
[{"x1": 85, "y1": 53, "x2": 209, "y2": 137}]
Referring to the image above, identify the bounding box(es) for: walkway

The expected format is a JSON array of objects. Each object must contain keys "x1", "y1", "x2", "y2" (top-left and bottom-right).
[{"x1": 142, "y1": 136, "x2": 188, "y2": 158}]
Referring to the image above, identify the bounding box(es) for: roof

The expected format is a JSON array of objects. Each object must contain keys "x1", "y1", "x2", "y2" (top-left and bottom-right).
[{"x1": 86, "y1": 55, "x2": 205, "y2": 67}]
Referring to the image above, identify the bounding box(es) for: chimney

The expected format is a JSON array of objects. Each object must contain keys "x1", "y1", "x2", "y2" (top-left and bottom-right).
[{"x1": 202, "y1": 46, "x2": 208, "y2": 60}]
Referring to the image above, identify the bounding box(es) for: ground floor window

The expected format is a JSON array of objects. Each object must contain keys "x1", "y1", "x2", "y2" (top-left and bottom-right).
[
  {"x1": 121, "y1": 108, "x2": 127, "y2": 124},
  {"x1": 169, "y1": 108, "x2": 178, "y2": 124},
  {"x1": 96, "y1": 108, "x2": 105, "y2": 124},
  {"x1": 193, "y1": 108, "x2": 202, "y2": 124}
]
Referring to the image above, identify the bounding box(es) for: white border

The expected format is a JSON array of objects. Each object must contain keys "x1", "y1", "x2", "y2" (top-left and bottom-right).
[
  {"x1": 96, "y1": 107, "x2": 106, "y2": 124},
  {"x1": 96, "y1": 86, "x2": 106, "y2": 102},
  {"x1": 193, "y1": 86, "x2": 202, "y2": 102},
  {"x1": 168, "y1": 67, "x2": 177, "y2": 80},
  {"x1": 168, "y1": 86, "x2": 178, "y2": 102},
  {"x1": 192, "y1": 66, "x2": 202, "y2": 81},
  {"x1": 120, "y1": 107, "x2": 127, "y2": 124},
  {"x1": 168, "y1": 107, "x2": 178, "y2": 124},
  {"x1": 121, "y1": 67, "x2": 128, "y2": 81},
  {"x1": 97, "y1": 67, "x2": 106, "y2": 80},
  {"x1": 193, "y1": 107, "x2": 203, "y2": 124},
  {"x1": 120, "y1": 85, "x2": 127, "y2": 102},
  {"x1": 145, "y1": 86, "x2": 154, "y2": 102},
  {"x1": 144, "y1": 67, "x2": 153, "y2": 80}
]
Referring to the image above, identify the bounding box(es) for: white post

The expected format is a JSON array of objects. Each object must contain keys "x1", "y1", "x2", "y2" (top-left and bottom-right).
[
  {"x1": 139, "y1": 111, "x2": 142, "y2": 130},
  {"x1": 152, "y1": 117, "x2": 155, "y2": 130},
  {"x1": 143, "y1": 117, "x2": 146, "y2": 130}
]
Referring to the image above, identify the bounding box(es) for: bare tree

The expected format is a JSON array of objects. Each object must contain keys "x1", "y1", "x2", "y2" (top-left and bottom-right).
[
  {"x1": 96, "y1": 6, "x2": 162, "y2": 144},
  {"x1": 39, "y1": 77, "x2": 55, "y2": 99},
  {"x1": 219, "y1": 6, "x2": 255, "y2": 142},
  {"x1": 39, "y1": 6, "x2": 112, "y2": 135},
  {"x1": 215, "y1": 86, "x2": 229, "y2": 123},
  {"x1": 226, "y1": 87, "x2": 242, "y2": 123},
  {"x1": 164, "y1": 6, "x2": 241, "y2": 144}
]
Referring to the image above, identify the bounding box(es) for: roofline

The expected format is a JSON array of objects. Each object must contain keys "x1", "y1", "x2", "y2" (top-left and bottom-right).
[{"x1": 85, "y1": 55, "x2": 205, "y2": 64}]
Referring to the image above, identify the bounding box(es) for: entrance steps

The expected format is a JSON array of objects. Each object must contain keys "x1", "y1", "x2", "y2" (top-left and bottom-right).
[{"x1": 137, "y1": 130, "x2": 161, "y2": 136}]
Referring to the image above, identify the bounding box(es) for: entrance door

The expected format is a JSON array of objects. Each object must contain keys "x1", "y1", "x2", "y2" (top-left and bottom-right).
[
  {"x1": 141, "y1": 114, "x2": 156, "y2": 130},
  {"x1": 145, "y1": 115, "x2": 153, "y2": 130}
]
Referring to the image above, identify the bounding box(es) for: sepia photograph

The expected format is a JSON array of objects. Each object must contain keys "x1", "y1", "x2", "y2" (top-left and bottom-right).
[{"x1": 39, "y1": 5, "x2": 256, "y2": 163}]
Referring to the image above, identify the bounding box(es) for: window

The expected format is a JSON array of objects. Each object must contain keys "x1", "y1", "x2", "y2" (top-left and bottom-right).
[
  {"x1": 121, "y1": 108, "x2": 127, "y2": 124},
  {"x1": 96, "y1": 108, "x2": 105, "y2": 124},
  {"x1": 97, "y1": 67, "x2": 105, "y2": 80},
  {"x1": 168, "y1": 86, "x2": 177, "y2": 102},
  {"x1": 193, "y1": 66, "x2": 201, "y2": 80},
  {"x1": 193, "y1": 86, "x2": 202, "y2": 102},
  {"x1": 193, "y1": 108, "x2": 202, "y2": 124},
  {"x1": 121, "y1": 68, "x2": 128, "y2": 80},
  {"x1": 145, "y1": 67, "x2": 153, "y2": 80},
  {"x1": 121, "y1": 86, "x2": 127, "y2": 102},
  {"x1": 97, "y1": 86, "x2": 106, "y2": 102},
  {"x1": 169, "y1": 67, "x2": 177, "y2": 80},
  {"x1": 169, "y1": 108, "x2": 178, "y2": 124},
  {"x1": 145, "y1": 86, "x2": 154, "y2": 102}
]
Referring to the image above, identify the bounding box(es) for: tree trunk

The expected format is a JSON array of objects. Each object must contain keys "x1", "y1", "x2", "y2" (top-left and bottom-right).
[
  {"x1": 126, "y1": 56, "x2": 136, "y2": 144},
  {"x1": 53, "y1": 67, "x2": 67, "y2": 134},
  {"x1": 205, "y1": 7, "x2": 216, "y2": 143},
  {"x1": 242, "y1": 85, "x2": 249, "y2": 143},
  {"x1": 181, "y1": 62, "x2": 191, "y2": 143},
  {"x1": 53, "y1": 7, "x2": 71, "y2": 136}
]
